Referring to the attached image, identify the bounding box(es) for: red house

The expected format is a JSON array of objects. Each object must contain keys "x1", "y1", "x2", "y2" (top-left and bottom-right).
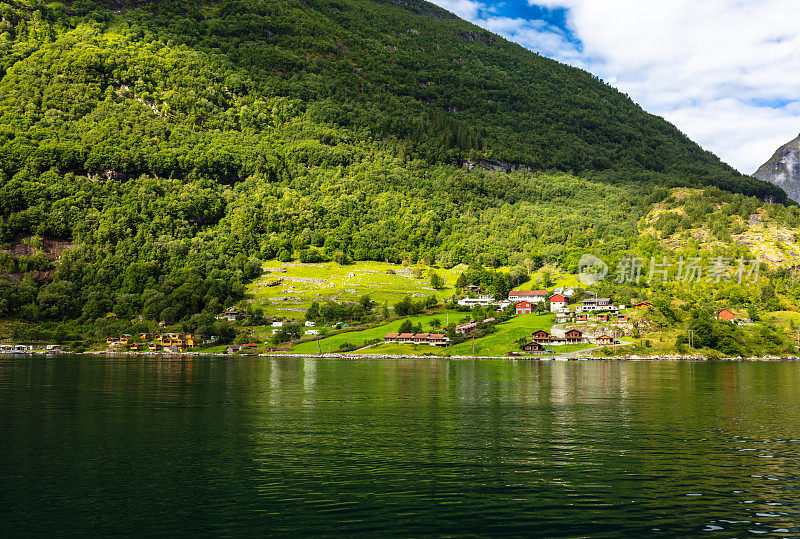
[
  {"x1": 550, "y1": 294, "x2": 567, "y2": 312},
  {"x1": 516, "y1": 301, "x2": 533, "y2": 315}
]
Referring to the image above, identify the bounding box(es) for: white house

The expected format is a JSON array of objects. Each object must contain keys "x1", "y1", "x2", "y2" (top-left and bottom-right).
[
  {"x1": 304, "y1": 321, "x2": 316, "y2": 327},
  {"x1": 580, "y1": 298, "x2": 613, "y2": 312},
  {"x1": 457, "y1": 295, "x2": 496, "y2": 307},
  {"x1": 550, "y1": 294, "x2": 568, "y2": 312},
  {"x1": 271, "y1": 321, "x2": 284, "y2": 328},
  {"x1": 305, "y1": 329, "x2": 320, "y2": 335},
  {"x1": 508, "y1": 290, "x2": 548, "y2": 303}
]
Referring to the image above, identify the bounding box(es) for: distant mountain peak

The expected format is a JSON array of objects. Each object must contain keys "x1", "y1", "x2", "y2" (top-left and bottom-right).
[{"x1": 754, "y1": 134, "x2": 800, "y2": 202}]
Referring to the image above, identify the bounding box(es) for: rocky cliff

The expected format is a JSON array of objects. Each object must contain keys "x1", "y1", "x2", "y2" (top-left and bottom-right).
[{"x1": 754, "y1": 134, "x2": 800, "y2": 202}]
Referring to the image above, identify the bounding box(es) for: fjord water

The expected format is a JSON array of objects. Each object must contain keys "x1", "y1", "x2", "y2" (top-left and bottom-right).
[{"x1": 1, "y1": 358, "x2": 799, "y2": 536}]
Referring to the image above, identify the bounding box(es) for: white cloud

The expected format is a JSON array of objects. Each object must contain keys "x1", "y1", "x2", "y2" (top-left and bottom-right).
[{"x1": 430, "y1": 0, "x2": 800, "y2": 173}]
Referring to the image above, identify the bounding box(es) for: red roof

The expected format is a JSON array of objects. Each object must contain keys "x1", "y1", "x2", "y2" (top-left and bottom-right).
[
  {"x1": 550, "y1": 294, "x2": 566, "y2": 302},
  {"x1": 414, "y1": 333, "x2": 430, "y2": 339},
  {"x1": 718, "y1": 309, "x2": 735, "y2": 320},
  {"x1": 398, "y1": 333, "x2": 415, "y2": 338},
  {"x1": 385, "y1": 333, "x2": 399, "y2": 338},
  {"x1": 511, "y1": 290, "x2": 547, "y2": 296},
  {"x1": 429, "y1": 334, "x2": 446, "y2": 339}
]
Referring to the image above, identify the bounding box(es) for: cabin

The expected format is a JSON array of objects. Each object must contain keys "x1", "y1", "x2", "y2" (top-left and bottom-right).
[
  {"x1": 129, "y1": 343, "x2": 142, "y2": 351},
  {"x1": 718, "y1": 309, "x2": 736, "y2": 322},
  {"x1": 550, "y1": 294, "x2": 568, "y2": 312},
  {"x1": 384, "y1": 333, "x2": 399, "y2": 343},
  {"x1": 226, "y1": 345, "x2": 242, "y2": 354},
  {"x1": 522, "y1": 342, "x2": 544, "y2": 353},
  {"x1": 218, "y1": 307, "x2": 241, "y2": 322},
  {"x1": 305, "y1": 329, "x2": 320, "y2": 336},
  {"x1": 0, "y1": 344, "x2": 12, "y2": 353},
  {"x1": 516, "y1": 300, "x2": 533, "y2": 315},
  {"x1": 185, "y1": 335, "x2": 196, "y2": 347},
  {"x1": 149, "y1": 342, "x2": 163, "y2": 351},
  {"x1": 597, "y1": 314, "x2": 608, "y2": 322},
  {"x1": 564, "y1": 329, "x2": 584, "y2": 344},
  {"x1": 272, "y1": 321, "x2": 284, "y2": 328},
  {"x1": 617, "y1": 314, "x2": 628, "y2": 322},
  {"x1": 531, "y1": 330, "x2": 550, "y2": 343},
  {"x1": 414, "y1": 333, "x2": 430, "y2": 344},
  {"x1": 508, "y1": 290, "x2": 548, "y2": 303},
  {"x1": 45, "y1": 344, "x2": 63, "y2": 352},
  {"x1": 106, "y1": 337, "x2": 118, "y2": 344},
  {"x1": 139, "y1": 333, "x2": 150, "y2": 340},
  {"x1": 13, "y1": 344, "x2": 29, "y2": 353},
  {"x1": 633, "y1": 301, "x2": 653, "y2": 309},
  {"x1": 576, "y1": 313, "x2": 589, "y2": 322},
  {"x1": 596, "y1": 335, "x2": 615, "y2": 346},
  {"x1": 305, "y1": 321, "x2": 316, "y2": 327},
  {"x1": 555, "y1": 311, "x2": 572, "y2": 324}
]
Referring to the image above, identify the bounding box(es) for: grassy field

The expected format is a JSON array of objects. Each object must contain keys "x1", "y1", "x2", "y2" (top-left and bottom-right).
[
  {"x1": 446, "y1": 313, "x2": 555, "y2": 356},
  {"x1": 248, "y1": 261, "x2": 478, "y2": 319},
  {"x1": 290, "y1": 309, "x2": 467, "y2": 354},
  {"x1": 247, "y1": 261, "x2": 542, "y2": 320}
]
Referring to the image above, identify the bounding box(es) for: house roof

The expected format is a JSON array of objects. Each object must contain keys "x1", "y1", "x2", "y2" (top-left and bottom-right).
[
  {"x1": 398, "y1": 333, "x2": 415, "y2": 338},
  {"x1": 429, "y1": 334, "x2": 446, "y2": 339},
  {"x1": 414, "y1": 333, "x2": 430, "y2": 339},
  {"x1": 385, "y1": 333, "x2": 399, "y2": 338},
  {"x1": 550, "y1": 294, "x2": 566, "y2": 302},
  {"x1": 566, "y1": 329, "x2": 583, "y2": 336},
  {"x1": 510, "y1": 290, "x2": 547, "y2": 296}
]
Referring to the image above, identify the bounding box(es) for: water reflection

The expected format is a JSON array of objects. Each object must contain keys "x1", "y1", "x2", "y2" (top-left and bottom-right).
[{"x1": 1, "y1": 358, "x2": 800, "y2": 535}]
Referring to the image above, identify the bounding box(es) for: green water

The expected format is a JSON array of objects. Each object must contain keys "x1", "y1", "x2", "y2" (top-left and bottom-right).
[{"x1": 1, "y1": 357, "x2": 799, "y2": 536}]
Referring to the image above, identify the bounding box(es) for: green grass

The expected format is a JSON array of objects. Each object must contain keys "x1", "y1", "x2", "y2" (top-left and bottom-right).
[
  {"x1": 446, "y1": 313, "x2": 555, "y2": 356},
  {"x1": 291, "y1": 309, "x2": 466, "y2": 354},
  {"x1": 248, "y1": 261, "x2": 478, "y2": 320}
]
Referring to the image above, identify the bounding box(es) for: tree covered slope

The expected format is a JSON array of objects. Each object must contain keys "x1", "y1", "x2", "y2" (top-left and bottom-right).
[{"x1": 0, "y1": 0, "x2": 792, "y2": 327}]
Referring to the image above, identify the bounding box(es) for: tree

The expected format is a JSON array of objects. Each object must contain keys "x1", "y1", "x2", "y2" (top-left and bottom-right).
[
  {"x1": 430, "y1": 272, "x2": 444, "y2": 290},
  {"x1": 398, "y1": 319, "x2": 413, "y2": 334}
]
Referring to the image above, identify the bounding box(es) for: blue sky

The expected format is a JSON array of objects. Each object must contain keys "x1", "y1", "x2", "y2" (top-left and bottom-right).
[{"x1": 430, "y1": 0, "x2": 800, "y2": 173}]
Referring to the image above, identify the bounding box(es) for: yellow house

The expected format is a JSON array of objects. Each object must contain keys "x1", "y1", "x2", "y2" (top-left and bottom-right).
[
  {"x1": 106, "y1": 337, "x2": 118, "y2": 344},
  {"x1": 139, "y1": 333, "x2": 150, "y2": 340},
  {"x1": 149, "y1": 342, "x2": 162, "y2": 351}
]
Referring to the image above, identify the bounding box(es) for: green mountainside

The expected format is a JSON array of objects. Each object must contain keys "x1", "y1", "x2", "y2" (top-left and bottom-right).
[{"x1": 0, "y1": 0, "x2": 796, "y2": 345}]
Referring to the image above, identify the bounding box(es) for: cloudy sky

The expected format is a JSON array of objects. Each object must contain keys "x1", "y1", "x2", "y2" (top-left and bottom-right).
[{"x1": 430, "y1": 0, "x2": 800, "y2": 174}]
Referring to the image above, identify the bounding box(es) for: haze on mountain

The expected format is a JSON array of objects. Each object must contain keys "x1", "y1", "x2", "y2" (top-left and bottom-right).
[
  {"x1": 0, "y1": 0, "x2": 793, "y2": 326},
  {"x1": 754, "y1": 133, "x2": 800, "y2": 203}
]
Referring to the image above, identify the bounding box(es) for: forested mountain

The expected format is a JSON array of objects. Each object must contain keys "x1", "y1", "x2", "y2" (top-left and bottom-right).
[{"x1": 0, "y1": 0, "x2": 792, "y2": 333}]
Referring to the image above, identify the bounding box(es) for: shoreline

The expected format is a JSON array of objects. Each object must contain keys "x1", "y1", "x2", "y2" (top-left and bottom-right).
[{"x1": 3, "y1": 351, "x2": 800, "y2": 361}]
